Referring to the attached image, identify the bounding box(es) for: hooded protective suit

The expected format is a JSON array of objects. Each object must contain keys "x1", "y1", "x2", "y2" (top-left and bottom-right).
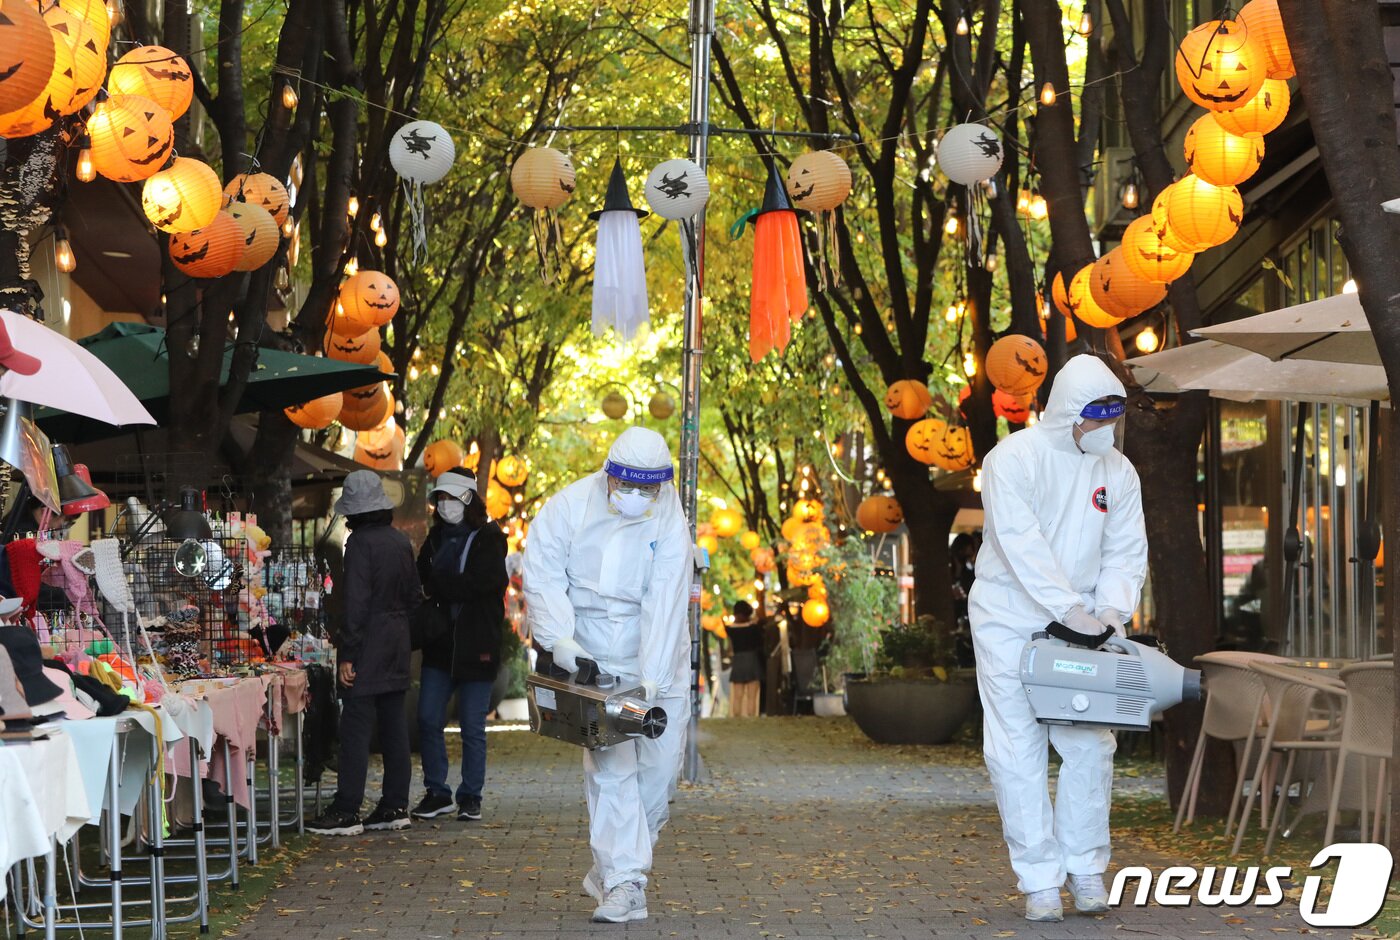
[
  {"x1": 522, "y1": 427, "x2": 692, "y2": 893},
  {"x1": 969, "y1": 354, "x2": 1147, "y2": 894}
]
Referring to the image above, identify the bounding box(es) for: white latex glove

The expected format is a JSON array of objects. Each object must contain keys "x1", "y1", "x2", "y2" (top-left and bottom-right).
[
  {"x1": 550, "y1": 636, "x2": 588, "y2": 674},
  {"x1": 1098, "y1": 609, "x2": 1129, "y2": 637},
  {"x1": 641, "y1": 680, "x2": 659, "y2": 702},
  {"x1": 1064, "y1": 606, "x2": 1106, "y2": 638}
]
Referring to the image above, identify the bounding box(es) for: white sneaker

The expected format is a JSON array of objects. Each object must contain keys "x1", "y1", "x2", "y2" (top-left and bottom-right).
[
  {"x1": 582, "y1": 866, "x2": 603, "y2": 902},
  {"x1": 1068, "y1": 873, "x2": 1110, "y2": 913},
  {"x1": 1025, "y1": 887, "x2": 1064, "y2": 922},
  {"x1": 592, "y1": 881, "x2": 648, "y2": 923}
]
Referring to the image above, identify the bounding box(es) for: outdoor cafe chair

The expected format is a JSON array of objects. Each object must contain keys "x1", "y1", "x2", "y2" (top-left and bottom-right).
[
  {"x1": 1232, "y1": 662, "x2": 1344, "y2": 856},
  {"x1": 1323, "y1": 662, "x2": 1394, "y2": 846},
  {"x1": 1174, "y1": 651, "x2": 1293, "y2": 834}
]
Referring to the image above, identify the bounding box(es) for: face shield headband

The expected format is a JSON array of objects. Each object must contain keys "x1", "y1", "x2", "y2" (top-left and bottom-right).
[
  {"x1": 604, "y1": 459, "x2": 674, "y2": 485},
  {"x1": 1079, "y1": 398, "x2": 1126, "y2": 421}
]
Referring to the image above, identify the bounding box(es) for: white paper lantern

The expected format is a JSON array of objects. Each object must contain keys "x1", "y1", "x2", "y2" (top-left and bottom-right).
[
  {"x1": 389, "y1": 120, "x2": 455, "y2": 184},
  {"x1": 937, "y1": 123, "x2": 1004, "y2": 186},
  {"x1": 644, "y1": 158, "x2": 710, "y2": 220}
]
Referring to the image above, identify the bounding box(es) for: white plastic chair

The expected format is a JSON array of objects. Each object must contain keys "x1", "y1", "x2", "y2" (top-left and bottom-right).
[
  {"x1": 1174, "y1": 651, "x2": 1292, "y2": 834},
  {"x1": 1324, "y1": 662, "x2": 1395, "y2": 845}
]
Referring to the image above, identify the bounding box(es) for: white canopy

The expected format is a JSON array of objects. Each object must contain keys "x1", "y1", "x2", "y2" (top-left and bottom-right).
[
  {"x1": 1128, "y1": 339, "x2": 1388, "y2": 406},
  {"x1": 1190, "y1": 293, "x2": 1379, "y2": 366}
]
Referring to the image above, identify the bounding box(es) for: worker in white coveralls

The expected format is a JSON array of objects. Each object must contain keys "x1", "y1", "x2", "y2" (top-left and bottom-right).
[
  {"x1": 969, "y1": 353, "x2": 1147, "y2": 923},
  {"x1": 522, "y1": 426, "x2": 692, "y2": 924}
]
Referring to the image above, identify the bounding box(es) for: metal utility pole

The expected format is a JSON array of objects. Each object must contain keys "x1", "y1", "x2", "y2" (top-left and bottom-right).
[{"x1": 679, "y1": 0, "x2": 714, "y2": 784}]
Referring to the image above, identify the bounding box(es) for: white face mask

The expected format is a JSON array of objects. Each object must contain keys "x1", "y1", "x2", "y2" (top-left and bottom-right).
[
  {"x1": 436, "y1": 498, "x2": 466, "y2": 524},
  {"x1": 609, "y1": 490, "x2": 655, "y2": 519},
  {"x1": 1076, "y1": 423, "x2": 1118, "y2": 456}
]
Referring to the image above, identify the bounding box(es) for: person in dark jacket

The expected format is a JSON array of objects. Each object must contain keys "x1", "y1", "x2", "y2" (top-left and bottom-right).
[
  {"x1": 410, "y1": 470, "x2": 509, "y2": 823},
  {"x1": 307, "y1": 470, "x2": 421, "y2": 837}
]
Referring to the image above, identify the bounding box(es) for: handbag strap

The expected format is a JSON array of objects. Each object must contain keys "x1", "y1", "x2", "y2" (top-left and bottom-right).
[{"x1": 458, "y1": 528, "x2": 480, "y2": 572}]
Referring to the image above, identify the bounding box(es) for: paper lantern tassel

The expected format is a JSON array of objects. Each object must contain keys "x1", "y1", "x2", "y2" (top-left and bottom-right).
[
  {"x1": 748, "y1": 163, "x2": 808, "y2": 362},
  {"x1": 590, "y1": 159, "x2": 650, "y2": 341}
]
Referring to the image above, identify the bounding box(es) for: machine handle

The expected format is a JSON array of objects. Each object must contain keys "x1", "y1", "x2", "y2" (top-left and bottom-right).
[{"x1": 1045, "y1": 621, "x2": 1116, "y2": 649}]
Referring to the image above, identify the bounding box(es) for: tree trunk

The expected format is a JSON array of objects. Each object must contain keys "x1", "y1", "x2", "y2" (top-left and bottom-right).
[{"x1": 902, "y1": 493, "x2": 962, "y2": 625}]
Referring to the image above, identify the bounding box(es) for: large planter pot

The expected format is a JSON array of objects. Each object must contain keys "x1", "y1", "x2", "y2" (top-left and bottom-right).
[{"x1": 844, "y1": 673, "x2": 978, "y2": 745}]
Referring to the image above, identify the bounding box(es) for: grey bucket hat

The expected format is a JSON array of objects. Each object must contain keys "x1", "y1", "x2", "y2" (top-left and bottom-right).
[{"x1": 334, "y1": 469, "x2": 395, "y2": 516}]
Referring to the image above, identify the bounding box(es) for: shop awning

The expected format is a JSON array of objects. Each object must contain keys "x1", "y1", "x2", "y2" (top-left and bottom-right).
[
  {"x1": 1128, "y1": 340, "x2": 1388, "y2": 405},
  {"x1": 1190, "y1": 293, "x2": 1379, "y2": 365}
]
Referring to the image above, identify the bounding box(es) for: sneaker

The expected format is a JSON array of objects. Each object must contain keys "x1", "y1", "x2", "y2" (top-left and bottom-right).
[
  {"x1": 1025, "y1": 887, "x2": 1064, "y2": 922},
  {"x1": 363, "y1": 805, "x2": 411, "y2": 831},
  {"x1": 306, "y1": 808, "x2": 364, "y2": 836},
  {"x1": 592, "y1": 881, "x2": 647, "y2": 923},
  {"x1": 582, "y1": 866, "x2": 603, "y2": 902},
  {"x1": 1068, "y1": 873, "x2": 1110, "y2": 913},
  {"x1": 411, "y1": 792, "x2": 456, "y2": 820},
  {"x1": 458, "y1": 797, "x2": 482, "y2": 821}
]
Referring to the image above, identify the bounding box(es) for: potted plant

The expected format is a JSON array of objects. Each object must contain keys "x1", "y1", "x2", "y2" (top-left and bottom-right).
[
  {"x1": 818, "y1": 539, "x2": 898, "y2": 713},
  {"x1": 494, "y1": 625, "x2": 530, "y2": 721},
  {"x1": 843, "y1": 615, "x2": 979, "y2": 745}
]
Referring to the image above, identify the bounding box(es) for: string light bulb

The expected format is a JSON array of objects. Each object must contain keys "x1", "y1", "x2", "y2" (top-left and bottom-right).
[
  {"x1": 1029, "y1": 193, "x2": 1048, "y2": 220},
  {"x1": 985, "y1": 253, "x2": 999, "y2": 273},
  {"x1": 1342, "y1": 278, "x2": 1358, "y2": 294},
  {"x1": 75, "y1": 137, "x2": 95, "y2": 182},
  {"x1": 374, "y1": 228, "x2": 388, "y2": 247},
  {"x1": 1016, "y1": 190, "x2": 1031, "y2": 214},
  {"x1": 972, "y1": 468, "x2": 984, "y2": 493},
  {"x1": 346, "y1": 195, "x2": 359, "y2": 218},
  {"x1": 956, "y1": 15, "x2": 969, "y2": 35},
  {"x1": 281, "y1": 80, "x2": 299, "y2": 111},
  {"x1": 1077, "y1": 9, "x2": 1093, "y2": 36},
  {"x1": 54, "y1": 227, "x2": 75, "y2": 273},
  {"x1": 1121, "y1": 181, "x2": 1139, "y2": 210},
  {"x1": 963, "y1": 350, "x2": 977, "y2": 376},
  {"x1": 1136, "y1": 326, "x2": 1160, "y2": 353},
  {"x1": 281, "y1": 216, "x2": 295, "y2": 238},
  {"x1": 369, "y1": 211, "x2": 382, "y2": 232},
  {"x1": 944, "y1": 213, "x2": 960, "y2": 235},
  {"x1": 344, "y1": 256, "x2": 359, "y2": 276},
  {"x1": 1040, "y1": 82, "x2": 1057, "y2": 106}
]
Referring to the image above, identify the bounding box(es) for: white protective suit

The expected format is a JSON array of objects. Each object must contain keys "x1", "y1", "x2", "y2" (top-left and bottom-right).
[
  {"x1": 969, "y1": 354, "x2": 1148, "y2": 894},
  {"x1": 522, "y1": 427, "x2": 693, "y2": 892}
]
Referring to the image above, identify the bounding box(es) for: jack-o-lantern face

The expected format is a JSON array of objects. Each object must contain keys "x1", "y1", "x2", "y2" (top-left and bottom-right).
[
  {"x1": 855, "y1": 495, "x2": 903, "y2": 533},
  {"x1": 337, "y1": 384, "x2": 393, "y2": 431},
  {"x1": 169, "y1": 212, "x2": 244, "y2": 278},
  {"x1": 793, "y1": 498, "x2": 823, "y2": 523},
  {"x1": 285, "y1": 392, "x2": 342, "y2": 430},
  {"x1": 224, "y1": 172, "x2": 291, "y2": 226},
  {"x1": 1174, "y1": 19, "x2": 1266, "y2": 112},
  {"x1": 423, "y1": 440, "x2": 465, "y2": 479},
  {"x1": 783, "y1": 151, "x2": 852, "y2": 212},
  {"x1": 355, "y1": 422, "x2": 405, "y2": 470},
  {"x1": 226, "y1": 202, "x2": 279, "y2": 271},
  {"x1": 336, "y1": 271, "x2": 400, "y2": 335},
  {"x1": 986, "y1": 334, "x2": 1048, "y2": 397},
  {"x1": 326, "y1": 328, "x2": 381, "y2": 365},
  {"x1": 906, "y1": 418, "x2": 946, "y2": 465},
  {"x1": 0, "y1": 1, "x2": 57, "y2": 116},
  {"x1": 44, "y1": 2, "x2": 107, "y2": 114},
  {"x1": 108, "y1": 44, "x2": 194, "y2": 119},
  {"x1": 88, "y1": 94, "x2": 174, "y2": 183},
  {"x1": 930, "y1": 426, "x2": 974, "y2": 472},
  {"x1": 993, "y1": 390, "x2": 1032, "y2": 424},
  {"x1": 884, "y1": 379, "x2": 933, "y2": 420},
  {"x1": 1212, "y1": 78, "x2": 1290, "y2": 138},
  {"x1": 0, "y1": 25, "x2": 69, "y2": 138},
  {"x1": 1184, "y1": 114, "x2": 1265, "y2": 187}
]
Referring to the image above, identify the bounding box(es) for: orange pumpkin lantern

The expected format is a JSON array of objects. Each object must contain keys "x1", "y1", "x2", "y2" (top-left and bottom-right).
[
  {"x1": 994, "y1": 390, "x2": 1032, "y2": 424},
  {"x1": 801, "y1": 598, "x2": 830, "y2": 628},
  {"x1": 884, "y1": 379, "x2": 933, "y2": 420},
  {"x1": 0, "y1": 0, "x2": 56, "y2": 116},
  {"x1": 87, "y1": 94, "x2": 174, "y2": 183},
  {"x1": 496, "y1": 455, "x2": 529, "y2": 487},
  {"x1": 711, "y1": 508, "x2": 743, "y2": 538},
  {"x1": 0, "y1": 22, "x2": 70, "y2": 138},
  {"x1": 142, "y1": 157, "x2": 222, "y2": 233},
  {"x1": 46, "y1": 0, "x2": 108, "y2": 115},
  {"x1": 355, "y1": 421, "x2": 405, "y2": 471},
  {"x1": 855, "y1": 495, "x2": 903, "y2": 533},
  {"x1": 1237, "y1": 0, "x2": 1293, "y2": 79},
  {"x1": 337, "y1": 271, "x2": 400, "y2": 334},
  {"x1": 107, "y1": 44, "x2": 193, "y2": 119},
  {"x1": 1211, "y1": 77, "x2": 1289, "y2": 137},
  {"x1": 1090, "y1": 247, "x2": 1167, "y2": 319},
  {"x1": 325, "y1": 328, "x2": 381, "y2": 365},
  {"x1": 1161, "y1": 175, "x2": 1243, "y2": 251},
  {"x1": 986, "y1": 334, "x2": 1048, "y2": 396},
  {"x1": 929, "y1": 422, "x2": 975, "y2": 472},
  {"x1": 1121, "y1": 214, "x2": 1194, "y2": 284},
  {"x1": 226, "y1": 201, "x2": 280, "y2": 271},
  {"x1": 168, "y1": 211, "x2": 245, "y2": 278},
  {"x1": 1051, "y1": 271, "x2": 1072, "y2": 317},
  {"x1": 750, "y1": 546, "x2": 777, "y2": 573},
  {"x1": 422, "y1": 440, "x2": 464, "y2": 479},
  {"x1": 906, "y1": 417, "x2": 945, "y2": 465},
  {"x1": 1068, "y1": 264, "x2": 1122, "y2": 329},
  {"x1": 1174, "y1": 19, "x2": 1266, "y2": 113},
  {"x1": 793, "y1": 498, "x2": 824, "y2": 523},
  {"x1": 1184, "y1": 114, "x2": 1265, "y2": 187},
  {"x1": 337, "y1": 383, "x2": 392, "y2": 431},
  {"x1": 485, "y1": 481, "x2": 513, "y2": 519},
  {"x1": 284, "y1": 391, "x2": 343, "y2": 430},
  {"x1": 740, "y1": 530, "x2": 761, "y2": 551},
  {"x1": 224, "y1": 172, "x2": 290, "y2": 226}
]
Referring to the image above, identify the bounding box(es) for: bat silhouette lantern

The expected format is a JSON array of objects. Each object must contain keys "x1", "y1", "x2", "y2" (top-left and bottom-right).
[
  {"x1": 590, "y1": 158, "x2": 650, "y2": 342},
  {"x1": 389, "y1": 119, "x2": 455, "y2": 260},
  {"x1": 644, "y1": 158, "x2": 709, "y2": 279}
]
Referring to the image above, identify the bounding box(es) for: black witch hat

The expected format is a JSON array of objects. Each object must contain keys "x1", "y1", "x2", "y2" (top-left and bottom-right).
[
  {"x1": 589, "y1": 158, "x2": 649, "y2": 221},
  {"x1": 755, "y1": 160, "x2": 801, "y2": 217}
]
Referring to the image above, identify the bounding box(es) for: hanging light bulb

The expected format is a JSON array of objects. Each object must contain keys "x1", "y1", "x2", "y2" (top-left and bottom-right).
[
  {"x1": 1077, "y1": 8, "x2": 1093, "y2": 36},
  {"x1": 956, "y1": 15, "x2": 969, "y2": 35},
  {"x1": 1121, "y1": 180, "x2": 1140, "y2": 210},
  {"x1": 54, "y1": 226, "x2": 75, "y2": 273},
  {"x1": 963, "y1": 350, "x2": 977, "y2": 375},
  {"x1": 374, "y1": 228, "x2": 388, "y2": 247},
  {"x1": 369, "y1": 211, "x2": 382, "y2": 232},
  {"x1": 344, "y1": 256, "x2": 359, "y2": 276},
  {"x1": 1016, "y1": 189, "x2": 1031, "y2": 214},
  {"x1": 75, "y1": 136, "x2": 95, "y2": 183},
  {"x1": 945, "y1": 303, "x2": 958, "y2": 322},
  {"x1": 972, "y1": 468, "x2": 984, "y2": 492},
  {"x1": 1136, "y1": 326, "x2": 1160, "y2": 353},
  {"x1": 1040, "y1": 82, "x2": 1057, "y2": 106},
  {"x1": 274, "y1": 265, "x2": 290, "y2": 291},
  {"x1": 944, "y1": 213, "x2": 960, "y2": 235},
  {"x1": 281, "y1": 80, "x2": 299, "y2": 111},
  {"x1": 281, "y1": 216, "x2": 295, "y2": 238},
  {"x1": 1029, "y1": 193, "x2": 1048, "y2": 220},
  {"x1": 1343, "y1": 278, "x2": 1358, "y2": 294},
  {"x1": 290, "y1": 155, "x2": 304, "y2": 188},
  {"x1": 346, "y1": 195, "x2": 359, "y2": 218},
  {"x1": 985, "y1": 253, "x2": 999, "y2": 273}
]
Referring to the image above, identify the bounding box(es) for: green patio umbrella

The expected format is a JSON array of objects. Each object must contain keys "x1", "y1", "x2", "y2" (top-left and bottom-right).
[{"x1": 36, "y1": 322, "x2": 393, "y2": 442}]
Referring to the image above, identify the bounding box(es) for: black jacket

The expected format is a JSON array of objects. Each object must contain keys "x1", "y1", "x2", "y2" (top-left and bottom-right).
[
  {"x1": 338, "y1": 519, "x2": 421, "y2": 697},
  {"x1": 417, "y1": 521, "x2": 509, "y2": 682}
]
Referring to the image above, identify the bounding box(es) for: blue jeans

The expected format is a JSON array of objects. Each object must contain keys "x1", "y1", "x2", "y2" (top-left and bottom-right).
[{"x1": 418, "y1": 666, "x2": 493, "y2": 802}]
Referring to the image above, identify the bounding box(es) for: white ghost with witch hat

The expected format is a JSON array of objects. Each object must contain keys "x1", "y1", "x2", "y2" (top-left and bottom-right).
[{"x1": 590, "y1": 158, "x2": 650, "y2": 342}]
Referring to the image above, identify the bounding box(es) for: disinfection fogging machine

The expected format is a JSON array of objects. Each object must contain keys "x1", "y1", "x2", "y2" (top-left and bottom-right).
[
  {"x1": 1020, "y1": 627, "x2": 1202, "y2": 732},
  {"x1": 527, "y1": 656, "x2": 667, "y2": 750}
]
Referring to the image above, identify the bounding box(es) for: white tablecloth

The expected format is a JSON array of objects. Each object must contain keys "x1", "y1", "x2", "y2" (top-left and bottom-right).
[{"x1": 0, "y1": 731, "x2": 88, "y2": 901}]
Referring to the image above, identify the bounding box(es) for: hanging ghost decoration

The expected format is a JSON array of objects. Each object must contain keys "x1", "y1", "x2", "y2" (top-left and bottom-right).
[
  {"x1": 746, "y1": 161, "x2": 808, "y2": 362},
  {"x1": 590, "y1": 158, "x2": 650, "y2": 342},
  {"x1": 644, "y1": 157, "x2": 709, "y2": 279},
  {"x1": 389, "y1": 119, "x2": 455, "y2": 261}
]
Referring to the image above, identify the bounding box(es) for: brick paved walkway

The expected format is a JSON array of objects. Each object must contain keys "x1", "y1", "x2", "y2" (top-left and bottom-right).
[{"x1": 237, "y1": 718, "x2": 1353, "y2": 939}]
